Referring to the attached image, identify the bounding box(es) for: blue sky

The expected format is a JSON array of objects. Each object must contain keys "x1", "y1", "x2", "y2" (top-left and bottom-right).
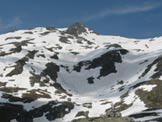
[{"x1": 0, "y1": 0, "x2": 162, "y2": 38}]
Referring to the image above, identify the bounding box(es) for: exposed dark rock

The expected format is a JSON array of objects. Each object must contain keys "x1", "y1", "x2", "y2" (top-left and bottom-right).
[
  {"x1": 113, "y1": 92, "x2": 133, "y2": 112},
  {"x1": 0, "y1": 101, "x2": 74, "y2": 122},
  {"x1": 101, "y1": 101, "x2": 111, "y2": 105},
  {"x1": 16, "y1": 112, "x2": 33, "y2": 122},
  {"x1": 0, "y1": 51, "x2": 11, "y2": 56},
  {"x1": 53, "y1": 82, "x2": 72, "y2": 96},
  {"x1": 40, "y1": 31, "x2": 50, "y2": 35},
  {"x1": 149, "y1": 38, "x2": 155, "y2": 41},
  {"x1": 0, "y1": 40, "x2": 32, "y2": 56},
  {"x1": 55, "y1": 44, "x2": 63, "y2": 50},
  {"x1": 139, "y1": 56, "x2": 162, "y2": 79},
  {"x1": 46, "y1": 26, "x2": 56, "y2": 31},
  {"x1": 2, "y1": 94, "x2": 34, "y2": 103},
  {"x1": 46, "y1": 44, "x2": 62, "y2": 51},
  {"x1": 87, "y1": 77, "x2": 94, "y2": 84},
  {"x1": 119, "y1": 49, "x2": 129, "y2": 55},
  {"x1": 72, "y1": 116, "x2": 134, "y2": 122},
  {"x1": 59, "y1": 36, "x2": 71, "y2": 44},
  {"x1": 73, "y1": 49, "x2": 128, "y2": 78},
  {"x1": 6, "y1": 50, "x2": 37, "y2": 76},
  {"x1": 148, "y1": 117, "x2": 162, "y2": 122},
  {"x1": 46, "y1": 47, "x2": 54, "y2": 52},
  {"x1": 60, "y1": 65, "x2": 70, "y2": 73},
  {"x1": 29, "y1": 73, "x2": 49, "y2": 87},
  {"x1": 0, "y1": 82, "x2": 7, "y2": 87},
  {"x1": 117, "y1": 80, "x2": 124, "y2": 85},
  {"x1": 70, "y1": 52, "x2": 79, "y2": 55},
  {"x1": 105, "y1": 107, "x2": 122, "y2": 118},
  {"x1": 24, "y1": 31, "x2": 33, "y2": 34},
  {"x1": 118, "y1": 86, "x2": 125, "y2": 91},
  {"x1": 83, "y1": 103, "x2": 92, "y2": 108},
  {"x1": 5, "y1": 36, "x2": 22, "y2": 40},
  {"x1": 50, "y1": 54, "x2": 59, "y2": 59},
  {"x1": 129, "y1": 112, "x2": 158, "y2": 118},
  {"x1": 26, "y1": 50, "x2": 38, "y2": 59},
  {"x1": 131, "y1": 81, "x2": 146, "y2": 89},
  {"x1": 2, "y1": 89, "x2": 51, "y2": 103},
  {"x1": 152, "y1": 57, "x2": 162, "y2": 78},
  {"x1": 105, "y1": 44, "x2": 121, "y2": 49},
  {"x1": 139, "y1": 59, "x2": 148, "y2": 65},
  {"x1": 76, "y1": 38, "x2": 83, "y2": 44},
  {"x1": 42, "y1": 62, "x2": 71, "y2": 95},
  {"x1": 0, "y1": 87, "x2": 25, "y2": 93},
  {"x1": 73, "y1": 61, "x2": 91, "y2": 72},
  {"x1": 37, "y1": 54, "x2": 45, "y2": 58},
  {"x1": 75, "y1": 111, "x2": 89, "y2": 117},
  {"x1": 29, "y1": 101, "x2": 74, "y2": 121},
  {"x1": 77, "y1": 37, "x2": 95, "y2": 45},
  {"x1": 22, "y1": 89, "x2": 51, "y2": 99},
  {"x1": 6, "y1": 58, "x2": 26, "y2": 76},
  {"x1": 21, "y1": 39, "x2": 35, "y2": 45},
  {"x1": 0, "y1": 103, "x2": 31, "y2": 122},
  {"x1": 9, "y1": 42, "x2": 25, "y2": 53},
  {"x1": 42, "y1": 62, "x2": 60, "y2": 81},
  {"x1": 66, "y1": 22, "x2": 88, "y2": 37},
  {"x1": 81, "y1": 45, "x2": 93, "y2": 49}
]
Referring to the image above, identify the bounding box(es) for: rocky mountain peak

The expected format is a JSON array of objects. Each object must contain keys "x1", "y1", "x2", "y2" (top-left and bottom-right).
[{"x1": 66, "y1": 22, "x2": 89, "y2": 36}]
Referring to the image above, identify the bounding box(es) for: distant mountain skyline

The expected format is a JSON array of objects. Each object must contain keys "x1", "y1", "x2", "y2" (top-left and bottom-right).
[{"x1": 0, "y1": 0, "x2": 162, "y2": 38}]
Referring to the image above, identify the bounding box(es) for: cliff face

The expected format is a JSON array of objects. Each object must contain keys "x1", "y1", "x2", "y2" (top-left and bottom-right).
[{"x1": 1, "y1": 23, "x2": 162, "y2": 122}]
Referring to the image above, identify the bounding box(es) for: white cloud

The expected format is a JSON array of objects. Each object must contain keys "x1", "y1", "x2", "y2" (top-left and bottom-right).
[
  {"x1": 0, "y1": 17, "x2": 22, "y2": 29},
  {"x1": 80, "y1": 3, "x2": 161, "y2": 22}
]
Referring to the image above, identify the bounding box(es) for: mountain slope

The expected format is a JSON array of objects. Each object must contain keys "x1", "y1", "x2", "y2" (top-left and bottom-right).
[{"x1": 0, "y1": 23, "x2": 162, "y2": 122}]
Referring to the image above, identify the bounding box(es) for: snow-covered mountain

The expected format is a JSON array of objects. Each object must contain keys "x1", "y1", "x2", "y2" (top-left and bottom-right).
[{"x1": 0, "y1": 23, "x2": 162, "y2": 122}]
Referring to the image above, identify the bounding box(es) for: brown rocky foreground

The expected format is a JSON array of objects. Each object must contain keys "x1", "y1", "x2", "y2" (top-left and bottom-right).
[{"x1": 72, "y1": 116, "x2": 134, "y2": 122}]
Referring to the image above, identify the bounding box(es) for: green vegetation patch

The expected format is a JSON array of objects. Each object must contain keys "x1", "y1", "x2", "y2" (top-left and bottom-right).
[
  {"x1": 135, "y1": 79, "x2": 162, "y2": 109},
  {"x1": 22, "y1": 89, "x2": 51, "y2": 100},
  {"x1": 0, "y1": 87, "x2": 26, "y2": 93}
]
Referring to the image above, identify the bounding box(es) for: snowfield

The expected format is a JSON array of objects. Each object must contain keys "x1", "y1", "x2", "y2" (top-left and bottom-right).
[{"x1": 0, "y1": 23, "x2": 162, "y2": 122}]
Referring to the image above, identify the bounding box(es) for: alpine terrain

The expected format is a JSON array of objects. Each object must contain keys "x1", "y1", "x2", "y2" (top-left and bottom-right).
[{"x1": 0, "y1": 23, "x2": 162, "y2": 122}]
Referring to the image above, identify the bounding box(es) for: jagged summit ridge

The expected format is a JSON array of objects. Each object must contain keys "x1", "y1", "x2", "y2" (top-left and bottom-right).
[
  {"x1": 67, "y1": 22, "x2": 87, "y2": 35},
  {"x1": 0, "y1": 24, "x2": 162, "y2": 122},
  {"x1": 66, "y1": 22, "x2": 97, "y2": 35}
]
